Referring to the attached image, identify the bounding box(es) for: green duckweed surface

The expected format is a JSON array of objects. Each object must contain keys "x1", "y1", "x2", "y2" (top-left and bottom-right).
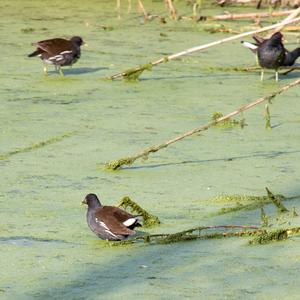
[{"x1": 1, "y1": 0, "x2": 300, "y2": 299}]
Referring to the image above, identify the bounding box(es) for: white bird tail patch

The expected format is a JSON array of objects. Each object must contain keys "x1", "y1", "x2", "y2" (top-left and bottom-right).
[
  {"x1": 123, "y1": 218, "x2": 137, "y2": 227},
  {"x1": 241, "y1": 41, "x2": 258, "y2": 50}
]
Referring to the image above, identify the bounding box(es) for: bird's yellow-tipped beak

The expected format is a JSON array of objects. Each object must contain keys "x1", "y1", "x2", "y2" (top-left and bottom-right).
[
  {"x1": 80, "y1": 199, "x2": 87, "y2": 206},
  {"x1": 83, "y1": 42, "x2": 88, "y2": 47}
]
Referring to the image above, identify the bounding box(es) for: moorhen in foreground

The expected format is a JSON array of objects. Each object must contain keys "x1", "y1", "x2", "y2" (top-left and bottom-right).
[
  {"x1": 241, "y1": 32, "x2": 300, "y2": 81},
  {"x1": 28, "y1": 36, "x2": 85, "y2": 76},
  {"x1": 81, "y1": 193, "x2": 142, "y2": 241}
]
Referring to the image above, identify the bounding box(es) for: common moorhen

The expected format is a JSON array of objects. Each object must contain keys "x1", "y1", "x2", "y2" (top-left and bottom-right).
[
  {"x1": 81, "y1": 193, "x2": 142, "y2": 241},
  {"x1": 241, "y1": 32, "x2": 300, "y2": 81},
  {"x1": 28, "y1": 36, "x2": 85, "y2": 76}
]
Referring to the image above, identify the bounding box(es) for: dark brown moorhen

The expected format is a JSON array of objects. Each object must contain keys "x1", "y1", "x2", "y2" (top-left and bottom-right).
[
  {"x1": 28, "y1": 36, "x2": 84, "y2": 76},
  {"x1": 81, "y1": 193, "x2": 142, "y2": 241}
]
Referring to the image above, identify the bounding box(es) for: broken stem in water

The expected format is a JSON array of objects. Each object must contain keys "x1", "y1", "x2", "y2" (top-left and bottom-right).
[{"x1": 105, "y1": 78, "x2": 300, "y2": 170}]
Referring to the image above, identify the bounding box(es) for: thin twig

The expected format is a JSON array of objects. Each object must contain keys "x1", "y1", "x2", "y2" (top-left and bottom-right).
[
  {"x1": 106, "y1": 16, "x2": 300, "y2": 80},
  {"x1": 105, "y1": 78, "x2": 300, "y2": 170},
  {"x1": 203, "y1": 10, "x2": 294, "y2": 21}
]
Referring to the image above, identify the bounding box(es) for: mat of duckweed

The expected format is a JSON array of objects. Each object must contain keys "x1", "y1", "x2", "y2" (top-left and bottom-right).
[{"x1": 1, "y1": 0, "x2": 300, "y2": 299}]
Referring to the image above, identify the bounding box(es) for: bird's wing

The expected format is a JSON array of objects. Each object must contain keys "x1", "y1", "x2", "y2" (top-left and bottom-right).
[
  {"x1": 95, "y1": 208, "x2": 135, "y2": 235},
  {"x1": 32, "y1": 38, "x2": 72, "y2": 55},
  {"x1": 104, "y1": 206, "x2": 135, "y2": 222},
  {"x1": 252, "y1": 34, "x2": 265, "y2": 45}
]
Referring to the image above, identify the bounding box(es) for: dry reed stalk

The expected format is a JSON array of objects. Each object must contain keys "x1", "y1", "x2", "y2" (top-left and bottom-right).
[
  {"x1": 270, "y1": 7, "x2": 300, "y2": 34},
  {"x1": 106, "y1": 78, "x2": 300, "y2": 170},
  {"x1": 206, "y1": 10, "x2": 294, "y2": 20},
  {"x1": 165, "y1": 0, "x2": 177, "y2": 20}
]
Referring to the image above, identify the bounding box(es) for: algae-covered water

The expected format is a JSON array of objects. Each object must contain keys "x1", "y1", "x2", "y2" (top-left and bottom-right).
[{"x1": 1, "y1": 0, "x2": 300, "y2": 299}]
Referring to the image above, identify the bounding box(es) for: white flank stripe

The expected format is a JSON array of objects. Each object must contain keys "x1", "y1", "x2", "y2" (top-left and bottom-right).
[
  {"x1": 49, "y1": 55, "x2": 63, "y2": 61},
  {"x1": 105, "y1": 229, "x2": 118, "y2": 238},
  {"x1": 95, "y1": 218, "x2": 110, "y2": 230},
  {"x1": 44, "y1": 59, "x2": 54, "y2": 64},
  {"x1": 60, "y1": 50, "x2": 72, "y2": 54},
  {"x1": 123, "y1": 218, "x2": 136, "y2": 227}
]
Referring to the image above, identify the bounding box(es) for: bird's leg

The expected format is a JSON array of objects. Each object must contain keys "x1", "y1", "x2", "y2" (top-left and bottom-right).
[
  {"x1": 58, "y1": 66, "x2": 64, "y2": 76},
  {"x1": 275, "y1": 70, "x2": 279, "y2": 82},
  {"x1": 260, "y1": 68, "x2": 264, "y2": 81},
  {"x1": 43, "y1": 63, "x2": 48, "y2": 76}
]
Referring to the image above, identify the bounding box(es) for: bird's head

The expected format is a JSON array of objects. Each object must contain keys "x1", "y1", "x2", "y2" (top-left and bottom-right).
[
  {"x1": 271, "y1": 32, "x2": 283, "y2": 42},
  {"x1": 81, "y1": 193, "x2": 102, "y2": 208},
  {"x1": 71, "y1": 36, "x2": 86, "y2": 47}
]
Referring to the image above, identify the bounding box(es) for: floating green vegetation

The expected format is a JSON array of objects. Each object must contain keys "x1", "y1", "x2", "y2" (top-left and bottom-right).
[
  {"x1": 210, "y1": 190, "x2": 291, "y2": 216},
  {"x1": 249, "y1": 229, "x2": 289, "y2": 245},
  {"x1": 266, "y1": 187, "x2": 289, "y2": 213},
  {"x1": 203, "y1": 24, "x2": 239, "y2": 34},
  {"x1": 159, "y1": 32, "x2": 168, "y2": 37},
  {"x1": 211, "y1": 112, "x2": 244, "y2": 128},
  {"x1": 21, "y1": 27, "x2": 35, "y2": 33},
  {"x1": 101, "y1": 25, "x2": 114, "y2": 31},
  {"x1": 265, "y1": 104, "x2": 272, "y2": 129},
  {"x1": 292, "y1": 207, "x2": 298, "y2": 217},
  {"x1": 108, "y1": 224, "x2": 300, "y2": 246},
  {"x1": 105, "y1": 157, "x2": 135, "y2": 170},
  {"x1": 0, "y1": 131, "x2": 77, "y2": 160},
  {"x1": 260, "y1": 207, "x2": 269, "y2": 227},
  {"x1": 108, "y1": 225, "x2": 261, "y2": 246},
  {"x1": 118, "y1": 196, "x2": 161, "y2": 227},
  {"x1": 123, "y1": 63, "x2": 152, "y2": 81},
  {"x1": 203, "y1": 66, "x2": 259, "y2": 73}
]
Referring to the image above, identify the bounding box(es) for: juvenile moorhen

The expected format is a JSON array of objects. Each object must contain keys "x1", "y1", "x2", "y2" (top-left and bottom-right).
[
  {"x1": 241, "y1": 32, "x2": 300, "y2": 81},
  {"x1": 28, "y1": 36, "x2": 85, "y2": 76},
  {"x1": 81, "y1": 193, "x2": 142, "y2": 241}
]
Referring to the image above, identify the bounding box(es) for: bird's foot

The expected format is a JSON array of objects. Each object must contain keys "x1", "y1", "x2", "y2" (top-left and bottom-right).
[
  {"x1": 43, "y1": 66, "x2": 48, "y2": 76},
  {"x1": 260, "y1": 69, "x2": 264, "y2": 82},
  {"x1": 58, "y1": 67, "x2": 64, "y2": 76}
]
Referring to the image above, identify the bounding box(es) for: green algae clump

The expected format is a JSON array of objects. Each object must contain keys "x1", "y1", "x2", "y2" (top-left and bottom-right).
[
  {"x1": 123, "y1": 63, "x2": 153, "y2": 81},
  {"x1": 105, "y1": 157, "x2": 135, "y2": 170},
  {"x1": 211, "y1": 112, "x2": 244, "y2": 129},
  {"x1": 118, "y1": 196, "x2": 160, "y2": 227},
  {"x1": 0, "y1": 131, "x2": 77, "y2": 160},
  {"x1": 209, "y1": 193, "x2": 287, "y2": 215},
  {"x1": 249, "y1": 229, "x2": 288, "y2": 245}
]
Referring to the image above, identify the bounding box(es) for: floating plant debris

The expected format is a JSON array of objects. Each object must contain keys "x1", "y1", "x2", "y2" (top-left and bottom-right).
[
  {"x1": 211, "y1": 112, "x2": 243, "y2": 128},
  {"x1": 123, "y1": 63, "x2": 153, "y2": 81},
  {"x1": 249, "y1": 228, "x2": 289, "y2": 245},
  {"x1": 0, "y1": 131, "x2": 77, "y2": 160},
  {"x1": 118, "y1": 196, "x2": 161, "y2": 227}
]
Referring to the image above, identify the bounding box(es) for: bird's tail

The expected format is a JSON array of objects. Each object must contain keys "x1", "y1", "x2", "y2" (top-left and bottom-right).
[
  {"x1": 28, "y1": 50, "x2": 40, "y2": 57},
  {"x1": 241, "y1": 41, "x2": 258, "y2": 53}
]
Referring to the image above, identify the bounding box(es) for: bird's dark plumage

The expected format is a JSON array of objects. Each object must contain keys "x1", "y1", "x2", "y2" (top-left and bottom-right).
[
  {"x1": 242, "y1": 32, "x2": 300, "y2": 81},
  {"x1": 81, "y1": 193, "x2": 142, "y2": 241},
  {"x1": 28, "y1": 36, "x2": 84, "y2": 75},
  {"x1": 257, "y1": 32, "x2": 285, "y2": 70}
]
